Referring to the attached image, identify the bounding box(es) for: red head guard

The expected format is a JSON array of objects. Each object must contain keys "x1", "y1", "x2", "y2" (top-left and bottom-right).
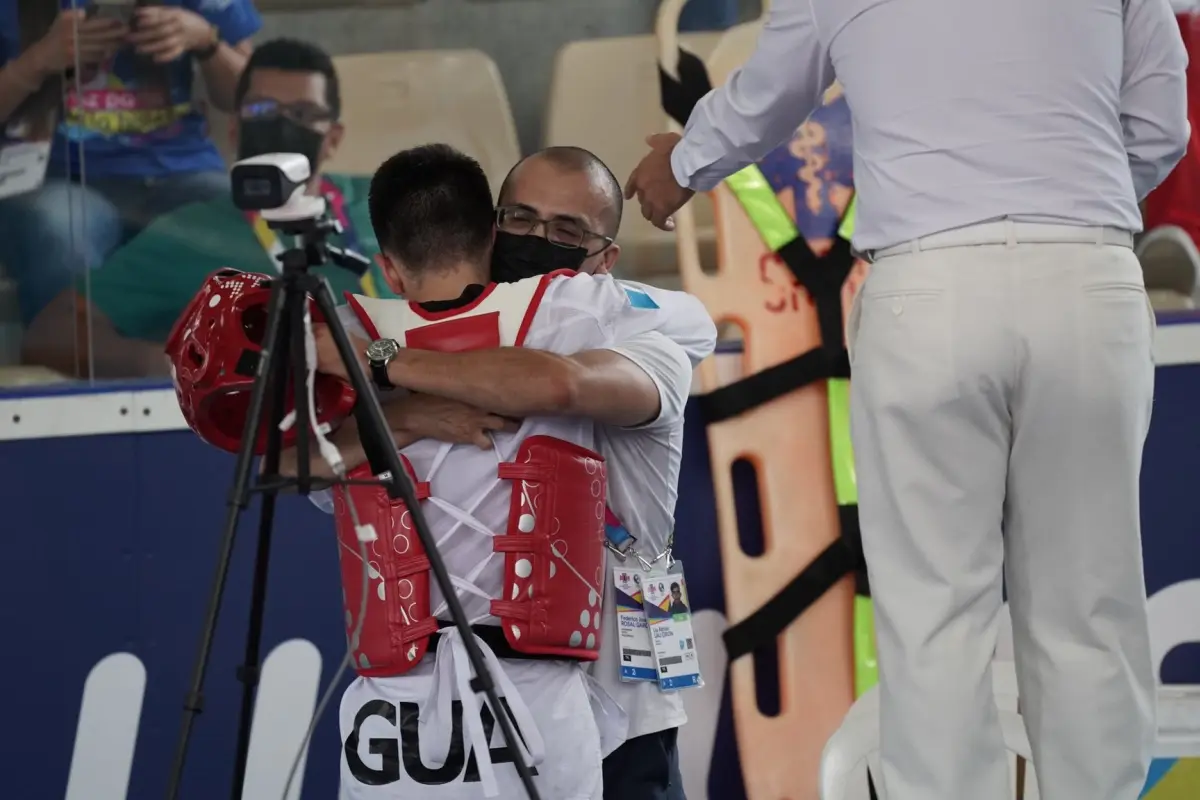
[{"x1": 165, "y1": 269, "x2": 357, "y2": 454}]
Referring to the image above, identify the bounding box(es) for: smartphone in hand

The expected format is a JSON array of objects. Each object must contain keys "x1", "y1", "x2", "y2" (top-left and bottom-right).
[{"x1": 88, "y1": 0, "x2": 137, "y2": 25}]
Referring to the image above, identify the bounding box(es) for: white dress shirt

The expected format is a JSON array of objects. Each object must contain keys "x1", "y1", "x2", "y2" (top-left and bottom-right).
[
  {"x1": 671, "y1": 0, "x2": 1190, "y2": 251},
  {"x1": 593, "y1": 281, "x2": 716, "y2": 741}
]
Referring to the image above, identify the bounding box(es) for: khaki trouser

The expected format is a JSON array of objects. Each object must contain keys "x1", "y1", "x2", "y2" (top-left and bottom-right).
[{"x1": 850, "y1": 220, "x2": 1157, "y2": 800}]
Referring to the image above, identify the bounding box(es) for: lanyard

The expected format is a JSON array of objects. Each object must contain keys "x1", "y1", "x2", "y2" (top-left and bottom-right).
[
  {"x1": 605, "y1": 507, "x2": 671, "y2": 571},
  {"x1": 244, "y1": 177, "x2": 380, "y2": 297}
]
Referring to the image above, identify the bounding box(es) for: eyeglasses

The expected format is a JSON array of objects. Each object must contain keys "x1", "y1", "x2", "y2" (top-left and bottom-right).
[
  {"x1": 496, "y1": 205, "x2": 614, "y2": 255},
  {"x1": 239, "y1": 99, "x2": 336, "y2": 128}
]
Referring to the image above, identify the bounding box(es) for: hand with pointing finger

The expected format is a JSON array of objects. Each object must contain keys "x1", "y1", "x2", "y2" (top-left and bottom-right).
[{"x1": 624, "y1": 133, "x2": 695, "y2": 232}]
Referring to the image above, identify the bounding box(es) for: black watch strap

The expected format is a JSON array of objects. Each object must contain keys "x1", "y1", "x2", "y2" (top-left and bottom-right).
[
  {"x1": 370, "y1": 360, "x2": 395, "y2": 390},
  {"x1": 193, "y1": 26, "x2": 221, "y2": 61}
]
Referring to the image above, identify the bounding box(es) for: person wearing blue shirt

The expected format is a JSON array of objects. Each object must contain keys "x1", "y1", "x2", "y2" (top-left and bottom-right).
[{"x1": 0, "y1": 0, "x2": 261, "y2": 325}]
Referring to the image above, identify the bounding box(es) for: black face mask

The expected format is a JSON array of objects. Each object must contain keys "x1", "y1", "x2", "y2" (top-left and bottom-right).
[
  {"x1": 490, "y1": 230, "x2": 589, "y2": 283},
  {"x1": 237, "y1": 117, "x2": 326, "y2": 176}
]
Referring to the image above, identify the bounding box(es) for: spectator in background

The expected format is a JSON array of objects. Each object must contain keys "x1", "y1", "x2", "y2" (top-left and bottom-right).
[
  {"x1": 22, "y1": 38, "x2": 392, "y2": 379},
  {"x1": 1142, "y1": 1, "x2": 1200, "y2": 249},
  {"x1": 0, "y1": 0, "x2": 260, "y2": 326}
]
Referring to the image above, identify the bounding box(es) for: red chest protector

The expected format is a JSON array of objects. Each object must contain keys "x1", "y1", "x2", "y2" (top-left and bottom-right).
[{"x1": 333, "y1": 272, "x2": 609, "y2": 677}]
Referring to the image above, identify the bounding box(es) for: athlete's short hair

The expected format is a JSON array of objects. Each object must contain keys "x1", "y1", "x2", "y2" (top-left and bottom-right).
[{"x1": 369, "y1": 144, "x2": 496, "y2": 273}]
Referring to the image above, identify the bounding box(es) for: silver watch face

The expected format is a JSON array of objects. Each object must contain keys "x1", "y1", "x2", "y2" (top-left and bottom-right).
[{"x1": 366, "y1": 338, "x2": 399, "y2": 364}]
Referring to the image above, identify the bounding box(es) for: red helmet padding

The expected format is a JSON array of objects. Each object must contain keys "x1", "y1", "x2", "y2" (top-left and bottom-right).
[{"x1": 165, "y1": 269, "x2": 357, "y2": 454}]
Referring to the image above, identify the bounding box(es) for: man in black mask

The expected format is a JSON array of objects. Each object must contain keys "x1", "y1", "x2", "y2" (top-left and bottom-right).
[
  {"x1": 491, "y1": 146, "x2": 624, "y2": 282},
  {"x1": 23, "y1": 38, "x2": 394, "y2": 379},
  {"x1": 484, "y1": 147, "x2": 701, "y2": 800}
]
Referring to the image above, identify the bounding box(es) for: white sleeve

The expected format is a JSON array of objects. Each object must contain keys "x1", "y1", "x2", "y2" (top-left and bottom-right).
[
  {"x1": 529, "y1": 277, "x2": 710, "y2": 430},
  {"x1": 1122, "y1": 0, "x2": 1190, "y2": 201},
  {"x1": 616, "y1": 281, "x2": 717, "y2": 367},
  {"x1": 608, "y1": 331, "x2": 694, "y2": 431},
  {"x1": 670, "y1": 0, "x2": 834, "y2": 192},
  {"x1": 523, "y1": 272, "x2": 662, "y2": 352},
  {"x1": 525, "y1": 272, "x2": 719, "y2": 359}
]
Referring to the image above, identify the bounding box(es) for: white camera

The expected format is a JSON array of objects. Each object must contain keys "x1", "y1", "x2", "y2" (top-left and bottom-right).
[{"x1": 230, "y1": 153, "x2": 326, "y2": 222}]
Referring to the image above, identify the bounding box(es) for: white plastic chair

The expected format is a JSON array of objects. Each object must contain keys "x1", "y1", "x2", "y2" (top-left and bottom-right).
[
  {"x1": 327, "y1": 50, "x2": 520, "y2": 195},
  {"x1": 1136, "y1": 225, "x2": 1200, "y2": 306},
  {"x1": 819, "y1": 682, "x2": 1034, "y2": 800},
  {"x1": 544, "y1": 31, "x2": 722, "y2": 280}
]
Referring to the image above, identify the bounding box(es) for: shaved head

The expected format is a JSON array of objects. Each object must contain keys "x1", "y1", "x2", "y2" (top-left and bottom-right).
[{"x1": 499, "y1": 146, "x2": 623, "y2": 237}]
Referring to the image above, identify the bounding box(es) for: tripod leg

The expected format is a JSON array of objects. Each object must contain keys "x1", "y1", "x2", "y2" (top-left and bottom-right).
[
  {"x1": 229, "y1": 284, "x2": 299, "y2": 799},
  {"x1": 308, "y1": 280, "x2": 543, "y2": 800},
  {"x1": 165, "y1": 277, "x2": 291, "y2": 800}
]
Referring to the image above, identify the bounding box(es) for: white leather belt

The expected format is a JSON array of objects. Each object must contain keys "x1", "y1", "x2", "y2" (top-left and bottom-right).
[{"x1": 868, "y1": 220, "x2": 1134, "y2": 262}]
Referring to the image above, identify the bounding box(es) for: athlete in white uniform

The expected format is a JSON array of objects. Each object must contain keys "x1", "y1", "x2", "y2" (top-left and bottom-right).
[{"x1": 301, "y1": 145, "x2": 715, "y2": 800}]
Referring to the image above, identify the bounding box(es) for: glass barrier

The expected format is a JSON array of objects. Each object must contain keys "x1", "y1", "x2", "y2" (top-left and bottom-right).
[{"x1": 0, "y1": 0, "x2": 762, "y2": 388}]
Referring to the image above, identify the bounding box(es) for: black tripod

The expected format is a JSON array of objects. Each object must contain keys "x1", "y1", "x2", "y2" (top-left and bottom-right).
[{"x1": 164, "y1": 213, "x2": 542, "y2": 800}]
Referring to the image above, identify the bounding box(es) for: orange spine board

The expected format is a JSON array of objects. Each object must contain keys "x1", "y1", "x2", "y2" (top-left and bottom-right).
[{"x1": 680, "y1": 184, "x2": 855, "y2": 800}]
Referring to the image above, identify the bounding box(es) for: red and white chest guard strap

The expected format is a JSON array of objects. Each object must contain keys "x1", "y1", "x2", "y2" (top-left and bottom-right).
[
  {"x1": 491, "y1": 435, "x2": 608, "y2": 660},
  {"x1": 333, "y1": 456, "x2": 439, "y2": 677}
]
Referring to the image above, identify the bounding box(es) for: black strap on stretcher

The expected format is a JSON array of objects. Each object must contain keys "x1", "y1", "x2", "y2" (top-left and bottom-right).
[
  {"x1": 659, "y1": 46, "x2": 868, "y2": 659},
  {"x1": 659, "y1": 48, "x2": 713, "y2": 130},
  {"x1": 697, "y1": 236, "x2": 854, "y2": 426}
]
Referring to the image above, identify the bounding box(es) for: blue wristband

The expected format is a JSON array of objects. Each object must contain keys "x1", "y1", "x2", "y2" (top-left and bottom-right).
[{"x1": 605, "y1": 522, "x2": 637, "y2": 555}]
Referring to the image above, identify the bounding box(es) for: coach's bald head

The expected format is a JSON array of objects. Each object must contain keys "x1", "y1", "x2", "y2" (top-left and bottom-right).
[{"x1": 494, "y1": 146, "x2": 623, "y2": 278}]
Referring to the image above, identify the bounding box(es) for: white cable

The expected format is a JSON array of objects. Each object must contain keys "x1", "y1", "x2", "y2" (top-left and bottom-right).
[
  {"x1": 277, "y1": 303, "x2": 343, "y2": 474},
  {"x1": 280, "y1": 303, "x2": 369, "y2": 800}
]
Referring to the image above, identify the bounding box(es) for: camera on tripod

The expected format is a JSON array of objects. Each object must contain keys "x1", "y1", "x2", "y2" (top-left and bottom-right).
[
  {"x1": 231, "y1": 153, "x2": 322, "y2": 216},
  {"x1": 230, "y1": 152, "x2": 368, "y2": 275}
]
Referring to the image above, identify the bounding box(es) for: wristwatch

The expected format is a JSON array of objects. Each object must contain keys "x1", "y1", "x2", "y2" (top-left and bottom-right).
[
  {"x1": 193, "y1": 25, "x2": 221, "y2": 61},
  {"x1": 365, "y1": 338, "x2": 400, "y2": 390}
]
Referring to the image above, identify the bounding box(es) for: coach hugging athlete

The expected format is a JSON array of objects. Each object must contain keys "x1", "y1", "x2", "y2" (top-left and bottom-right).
[
  {"x1": 285, "y1": 143, "x2": 715, "y2": 800},
  {"x1": 490, "y1": 147, "x2": 710, "y2": 800}
]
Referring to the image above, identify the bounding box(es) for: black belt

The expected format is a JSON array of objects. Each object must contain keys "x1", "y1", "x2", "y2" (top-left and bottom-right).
[{"x1": 428, "y1": 622, "x2": 573, "y2": 663}]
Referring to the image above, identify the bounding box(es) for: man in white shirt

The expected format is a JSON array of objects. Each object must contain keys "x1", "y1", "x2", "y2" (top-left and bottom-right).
[
  {"x1": 625, "y1": 2, "x2": 1188, "y2": 799},
  {"x1": 494, "y1": 147, "x2": 701, "y2": 800},
  {"x1": 301, "y1": 145, "x2": 715, "y2": 799}
]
